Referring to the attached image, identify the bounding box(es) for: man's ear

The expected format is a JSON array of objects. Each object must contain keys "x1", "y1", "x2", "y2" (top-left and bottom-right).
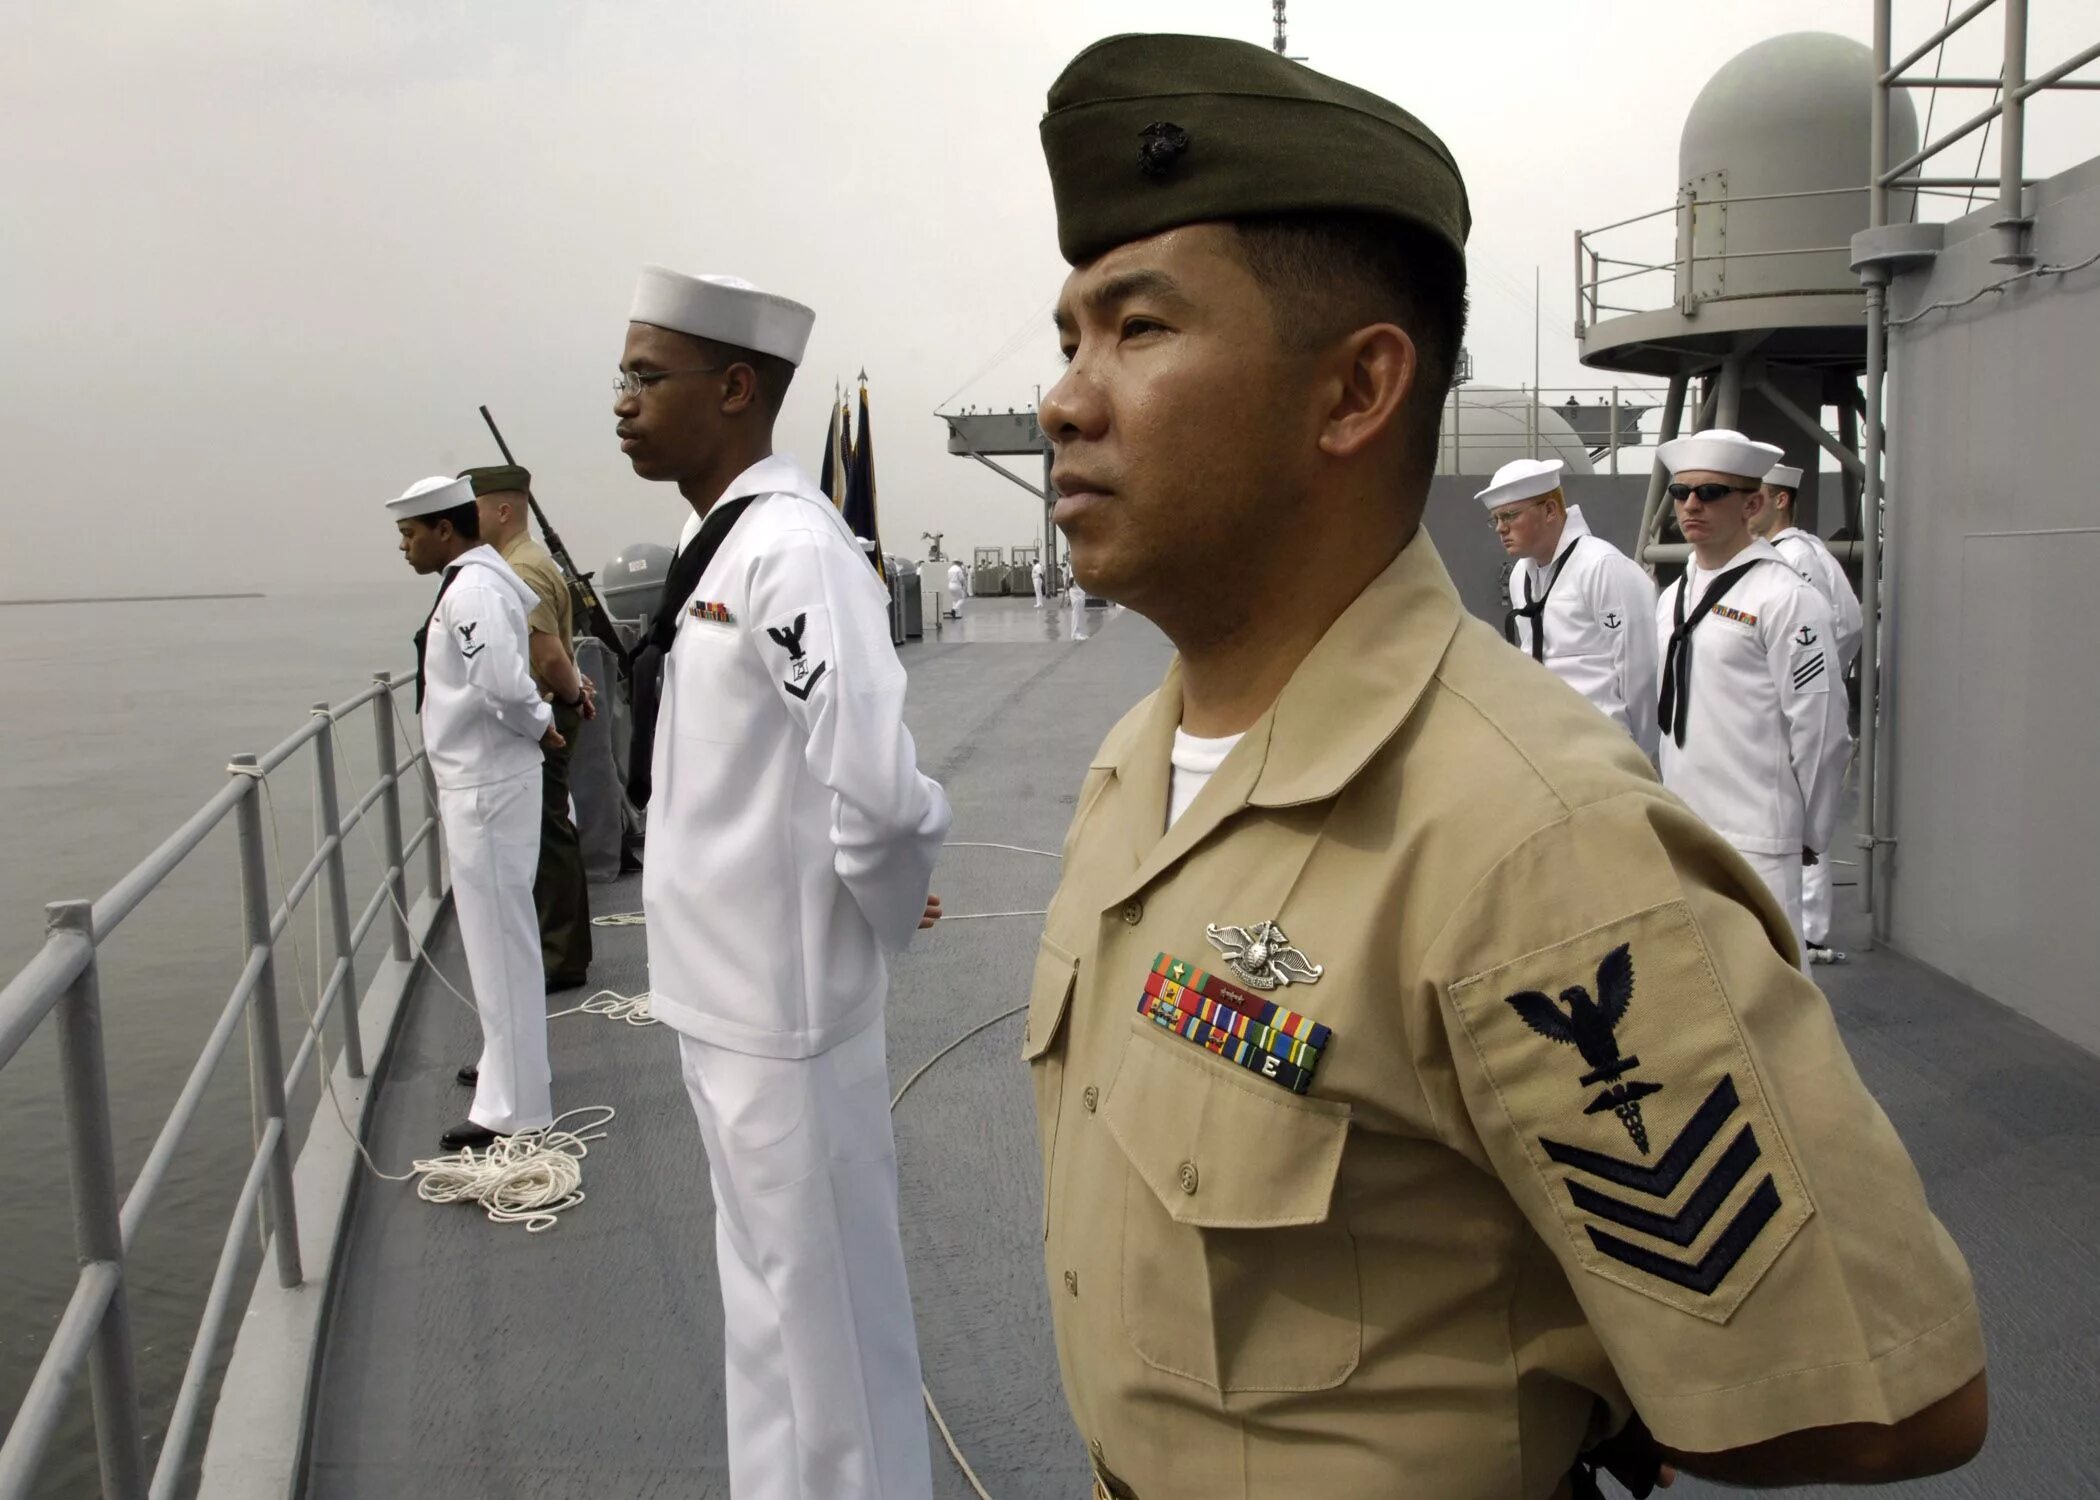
[
  {"x1": 1315, "y1": 323, "x2": 1415, "y2": 464},
  {"x1": 721, "y1": 362, "x2": 761, "y2": 417}
]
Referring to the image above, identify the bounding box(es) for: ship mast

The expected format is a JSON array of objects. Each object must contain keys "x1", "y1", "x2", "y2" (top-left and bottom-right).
[{"x1": 1272, "y1": 0, "x2": 1287, "y2": 55}]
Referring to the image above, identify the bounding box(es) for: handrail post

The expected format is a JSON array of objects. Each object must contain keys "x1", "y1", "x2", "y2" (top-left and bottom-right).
[
  {"x1": 1996, "y1": 0, "x2": 2032, "y2": 265},
  {"x1": 1609, "y1": 385, "x2": 1620, "y2": 475},
  {"x1": 370, "y1": 674, "x2": 412, "y2": 963},
  {"x1": 422, "y1": 751, "x2": 444, "y2": 899},
  {"x1": 1633, "y1": 370, "x2": 1689, "y2": 572},
  {"x1": 310, "y1": 705, "x2": 364, "y2": 1079},
  {"x1": 48, "y1": 901, "x2": 149, "y2": 1499},
  {"x1": 229, "y1": 756, "x2": 304, "y2": 1289}
]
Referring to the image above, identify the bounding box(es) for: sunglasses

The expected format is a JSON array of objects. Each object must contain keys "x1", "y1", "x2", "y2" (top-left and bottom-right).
[{"x1": 1666, "y1": 482, "x2": 1758, "y2": 504}]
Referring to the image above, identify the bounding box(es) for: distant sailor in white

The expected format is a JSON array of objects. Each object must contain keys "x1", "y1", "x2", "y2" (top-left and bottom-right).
[
  {"x1": 388, "y1": 474, "x2": 557, "y2": 1151},
  {"x1": 614, "y1": 265, "x2": 949, "y2": 1500},
  {"x1": 1652, "y1": 430, "x2": 1851, "y2": 956},
  {"x1": 1754, "y1": 459, "x2": 1863, "y2": 961},
  {"x1": 1031, "y1": 555, "x2": 1047, "y2": 607},
  {"x1": 1483, "y1": 457, "x2": 1661, "y2": 758},
  {"x1": 946, "y1": 558, "x2": 968, "y2": 618}
]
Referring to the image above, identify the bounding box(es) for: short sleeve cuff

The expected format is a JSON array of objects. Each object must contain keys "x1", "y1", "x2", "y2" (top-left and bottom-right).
[{"x1": 1637, "y1": 1299, "x2": 1984, "y2": 1454}]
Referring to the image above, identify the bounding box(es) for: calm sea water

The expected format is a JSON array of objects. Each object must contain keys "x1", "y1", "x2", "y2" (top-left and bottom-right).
[{"x1": 0, "y1": 581, "x2": 442, "y2": 1498}]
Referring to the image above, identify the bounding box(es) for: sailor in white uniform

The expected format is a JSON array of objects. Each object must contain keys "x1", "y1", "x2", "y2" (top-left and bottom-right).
[
  {"x1": 388, "y1": 475, "x2": 557, "y2": 1150},
  {"x1": 1753, "y1": 460, "x2": 1863, "y2": 960},
  {"x1": 1652, "y1": 430, "x2": 1851, "y2": 956},
  {"x1": 615, "y1": 266, "x2": 949, "y2": 1500},
  {"x1": 1031, "y1": 555, "x2": 1046, "y2": 607},
  {"x1": 1482, "y1": 457, "x2": 1661, "y2": 757},
  {"x1": 946, "y1": 558, "x2": 968, "y2": 618}
]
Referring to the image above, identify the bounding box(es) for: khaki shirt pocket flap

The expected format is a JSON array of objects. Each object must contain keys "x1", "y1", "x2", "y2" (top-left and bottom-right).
[
  {"x1": 1101, "y1": 1018, "x2": 1350, "y2": 1229},
  {"x1": 1022, "y1": 935, "x2": 1079, "y2": 1061}
]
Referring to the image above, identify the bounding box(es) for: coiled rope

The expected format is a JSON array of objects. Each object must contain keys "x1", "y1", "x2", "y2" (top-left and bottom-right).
[{"x1": 263, "y1": 721, "x2": 1052, "y2": 1485}]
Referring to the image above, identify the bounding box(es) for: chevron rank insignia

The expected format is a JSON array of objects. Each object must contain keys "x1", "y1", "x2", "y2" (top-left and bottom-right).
[
  {"x1": 1447, "y1": 901, "x2": 1813, "y2": 1322},
  {"x1": 763, "y1": 610, "x2": 831, "y2": 701}
]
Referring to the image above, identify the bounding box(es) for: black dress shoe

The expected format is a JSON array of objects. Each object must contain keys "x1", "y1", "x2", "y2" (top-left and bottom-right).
[
  {"x1": 546, "y1": 972, "x2": 589, "y2": 994},
  {"x1": 457, "y1": 1064, "x2": 479, "y2": 1088},
  {"x1": 440, "y1": 1121, "x2": 502, "y2": 1151}
]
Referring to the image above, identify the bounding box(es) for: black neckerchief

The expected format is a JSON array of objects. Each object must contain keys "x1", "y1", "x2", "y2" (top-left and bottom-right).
[
  {"x1": 1657, "y1": 559, "x2": 1761, "y2": 747},
  {"x1": 1503, "y1": 536, "x2": 1583, "y2": 663},
  {"x1": 625, "y1": 493, "x2": 761, "y2": 809},
  {"x1": 647, "y1": 495, "x2": 760, "y2": 657},
  {"x1": 413, "y1": 564, "x2": 462, "y2": 712}
]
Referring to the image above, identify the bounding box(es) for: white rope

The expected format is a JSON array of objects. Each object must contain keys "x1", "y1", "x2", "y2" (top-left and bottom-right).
[
  {"x1": 548, "y1": 987, "x2": 658, "y2": 1026},
  {"x1": 944, "y1": 840, "x2": 1063, "y2": 859},
  {"x1": 939, "y1": 910, "x2": 1049, "y2": 922},
  {"x1": 892, "y1": 1002, "x2": 1026, "y2": 1500},
  {"x1": 409, "y1": 1106, "x2": 615, "y2": 1233},
  {"x1": 592, "y1": 911, "x2": 648, "y2": 927},
  {"x1": 234, "y1": 717, "x2": 621, "y2": 1225}
]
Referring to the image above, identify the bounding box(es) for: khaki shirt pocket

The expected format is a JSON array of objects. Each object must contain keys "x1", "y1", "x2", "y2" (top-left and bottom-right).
[
  {"x1": 1100, "y1": 1015, "x2": 1359, "y2": 1393},
  {"x1": 1023, "y1": 935, "x2": 1079, "y2": 1238}
]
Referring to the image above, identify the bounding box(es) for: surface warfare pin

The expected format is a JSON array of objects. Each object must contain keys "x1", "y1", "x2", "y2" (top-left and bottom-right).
[
  {"x1": 1503, "y1": 943, "x2": 1662, "y2": 1153},
  {"x1": 1205, "y1": 919, "x2": 1323, "y2": 990},
  {"x1": 766, "y1": 614, "x2": 828, "y2": 701}
]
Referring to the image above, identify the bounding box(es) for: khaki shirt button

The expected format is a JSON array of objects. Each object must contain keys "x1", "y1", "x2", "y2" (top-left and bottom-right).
[
  {"x1": 1082, "y1": 1085, "x2": 1099, "y2": 1112},
  {"x1": 1121, "y1": 899, "x2": 1144, "y2": 925},
  {"x1": 1178, "y1": 1160, "x2": 1199, "y2": 1194},
  {"x1": 1064, "y1": 1269, "x2": 1080, "y2": 1296}
]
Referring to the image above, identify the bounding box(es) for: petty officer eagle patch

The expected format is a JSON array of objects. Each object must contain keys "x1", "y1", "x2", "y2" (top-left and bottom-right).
[{"x1": 1445, "y1": 900, "x2": 1812, "y2": 1323}]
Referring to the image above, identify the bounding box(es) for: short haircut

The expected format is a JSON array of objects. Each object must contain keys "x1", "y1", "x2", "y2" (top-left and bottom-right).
[
  {"x1": 1226, "y1": 212, "x2": 1469, "y2": 495},
  {"x1": 431, "y1": 499, "x2": 481, "y2": 540},
  {"x1": 690, "y1": 334, "x2": 797, "y2": 420}
]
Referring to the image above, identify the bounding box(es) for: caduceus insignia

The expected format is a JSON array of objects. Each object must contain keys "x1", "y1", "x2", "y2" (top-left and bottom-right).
[
  {"x1": 1205, "y1": 920, "x2": 1323, "y2": 990},
  {"x1": 1503, "y1": 943, "x2": 1663, "y2": 1153}
]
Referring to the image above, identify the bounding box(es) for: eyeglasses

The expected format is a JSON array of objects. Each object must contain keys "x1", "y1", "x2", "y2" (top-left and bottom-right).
[
  {"x1": 1666, "y1": 482, "x2": 1757, "y2": 504},
  {"x1": 613, "y1": 365, "x2": 725, "y2": 398},
  {"x1": 1489, "y1": 499, "x2": 1544, "y2": 530}
]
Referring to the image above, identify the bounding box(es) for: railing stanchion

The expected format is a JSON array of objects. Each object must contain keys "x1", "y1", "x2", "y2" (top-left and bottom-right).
[
  {"x1": 229, "y1": 755, "x2": 304, "y2": 1290},
  {"x1": 312, "y1": 705, "x2": 364, "y2": 1079},
  {"x1": 49, "y1": 900, "x2": 149, "y2": 1499},
  {"x1": 370, "y1": 674, "x2": 412, "y2": 963}
]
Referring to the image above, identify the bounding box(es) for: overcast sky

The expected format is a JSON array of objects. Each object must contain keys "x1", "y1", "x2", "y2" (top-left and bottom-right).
[{"x1": 4, "y1": 1, "x2": 2094, "y2": 597}]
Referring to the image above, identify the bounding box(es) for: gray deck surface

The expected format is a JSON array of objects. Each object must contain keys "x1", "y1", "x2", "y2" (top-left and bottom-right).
[{"x1": 307, "y1": 596, "x2": 2100, "y2": 1499}]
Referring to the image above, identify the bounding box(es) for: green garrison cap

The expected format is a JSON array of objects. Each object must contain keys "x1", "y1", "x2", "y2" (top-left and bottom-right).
[
  {"x1": 458, "y1": 464, "x2": 532, "y2": 496},
  {"x1": 1041, "y1": 33, "x2": 1470, "y2": 266}
]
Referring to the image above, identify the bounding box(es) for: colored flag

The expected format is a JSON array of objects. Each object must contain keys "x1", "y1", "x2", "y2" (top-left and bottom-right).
[
  {"x1": 833, "y1": 399, "x2": 854, "y2": 509},
  {"x1": 817, "y1": 389, "x2": 840, "y2": 507},
  {"x1": 843, "y1": 373, "x2": 884, "y2": 578}
]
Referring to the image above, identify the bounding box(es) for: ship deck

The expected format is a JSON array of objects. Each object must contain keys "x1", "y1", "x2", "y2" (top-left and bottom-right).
[{"x1": 301, "y1": 595, "x2": 2099, "y2": 1499}]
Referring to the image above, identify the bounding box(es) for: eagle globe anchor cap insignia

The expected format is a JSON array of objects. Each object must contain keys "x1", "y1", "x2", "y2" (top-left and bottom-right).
[
  {"x1": 1205, "y1": 919, "x2": 1323, "y2": 991},
  {"x1": 1503, "y1": 943, "x2": 1663, "y2": 1153}
]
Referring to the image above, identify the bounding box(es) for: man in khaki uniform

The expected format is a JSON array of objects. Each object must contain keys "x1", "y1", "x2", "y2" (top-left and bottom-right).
[
  {"x1": 465, "y1": 465, "x2": 595, "y2": 991},
  {"x1": 1027, "y1": 34, "x2": 1986, "y2": 1500}
]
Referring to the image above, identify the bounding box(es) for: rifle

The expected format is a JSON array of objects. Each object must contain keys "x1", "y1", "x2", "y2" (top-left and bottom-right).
[{"x1": 479, "y1": 405, "x2": 631, "y2": 684}]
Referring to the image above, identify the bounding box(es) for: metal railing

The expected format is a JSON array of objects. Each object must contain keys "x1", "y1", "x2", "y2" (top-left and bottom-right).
[
  {"x1": 0, "y1": 670, "x2": 441, "y2": 1500},
  {"x1": 1441, "y1": 382, "x2": 1672, "y2": 471},
  {"x1": 1573, "y1": 184, "x2": 1882, "y2": 335}
]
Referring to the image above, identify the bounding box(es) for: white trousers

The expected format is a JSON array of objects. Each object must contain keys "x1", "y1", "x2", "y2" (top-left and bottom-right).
[
  {"x1": 677, "y1": 1021, "x2": 932, "y2": 1500},
  {"x1": 1802, "y1": 856, "x2": 1832, "y2": 946},
  {"x1": 1738, "y1": 848, "x2": 1807, "y2": 972},
  {"x1": 439, "y1": 770, "x2": 553, "y2": 1134}
]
